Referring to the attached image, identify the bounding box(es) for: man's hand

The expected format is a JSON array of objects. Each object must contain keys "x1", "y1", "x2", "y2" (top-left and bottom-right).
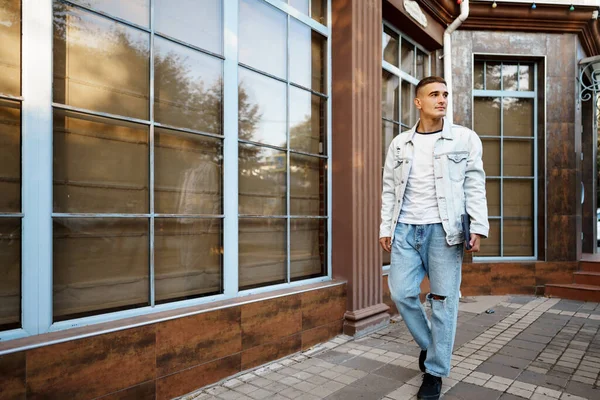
[
  {"x1": 379, "y1": 237, "x2": 391, "y2": 253},
  {"x1": 465, "y1": 233, "x2": 481, "y2": 253}
]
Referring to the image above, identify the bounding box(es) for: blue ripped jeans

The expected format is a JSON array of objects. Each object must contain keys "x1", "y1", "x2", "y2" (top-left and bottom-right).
[{"x1": 388, "y1": 222, "x2": 463, "y2": 377}]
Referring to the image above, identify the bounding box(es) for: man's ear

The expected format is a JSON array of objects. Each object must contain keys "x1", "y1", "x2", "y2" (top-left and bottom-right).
[{"x1": 414, "y1": 97, "x2": 421, "y2": 110}]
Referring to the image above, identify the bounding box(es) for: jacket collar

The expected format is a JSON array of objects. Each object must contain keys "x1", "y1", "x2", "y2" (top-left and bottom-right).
[{"x1": 405, "y1": 117, "x2": 454, "y2": 144}]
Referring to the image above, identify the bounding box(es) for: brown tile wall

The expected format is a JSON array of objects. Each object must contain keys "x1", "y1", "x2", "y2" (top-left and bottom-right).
[
  {"x1": 0, "y1": 284, "x2": 346, "y2": 400},
  {"x1": 382, "y1": 261, "x2": 578, "y2": 312}
]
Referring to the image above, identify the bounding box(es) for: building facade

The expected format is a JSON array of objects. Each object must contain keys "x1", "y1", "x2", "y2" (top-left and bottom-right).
[{"x1": 0, "y1": 0, "x2": 599, "y2": 399}]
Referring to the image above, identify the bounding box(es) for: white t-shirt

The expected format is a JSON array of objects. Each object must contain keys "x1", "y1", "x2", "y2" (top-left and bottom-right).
[{"x1": 398, "y1": 131, "x2": 442, "y2": 225}]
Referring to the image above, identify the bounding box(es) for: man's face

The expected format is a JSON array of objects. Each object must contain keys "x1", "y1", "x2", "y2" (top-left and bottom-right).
[{"x1": 414, "y1": 82, "x2": 448, "y2": 120}]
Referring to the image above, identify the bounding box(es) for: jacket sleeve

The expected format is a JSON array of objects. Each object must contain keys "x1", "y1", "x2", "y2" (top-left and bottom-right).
[
  {"x1": 464, "y1": 131, "x2": 489, "y2": 238},
  {"x1": 380, "y1": 141, "x2": 396, "y2": 238}
]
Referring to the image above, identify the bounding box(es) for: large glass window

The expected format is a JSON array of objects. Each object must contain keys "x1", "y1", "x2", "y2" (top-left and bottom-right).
[
  {"x1": 0, "y1": 0, "x2": 22, "y2": 332},
  {"x1": 381, "y1": 23, "x2": 429, "y2": 266},
  {"x1": 473, "y1": 60, "x2": 537, "y2": 258},
  {"x1": 52, "y1": 0, "x2": 224, "y2": 320},
  {"x1": 2, "y1": 0, "x2": 329, "y2": 337},
  {"x1": 239, "y1": 0, "x2": 327, "y2": 290}
]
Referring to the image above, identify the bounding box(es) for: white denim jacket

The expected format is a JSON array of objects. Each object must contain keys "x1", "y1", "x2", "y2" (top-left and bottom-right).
[{"x1": 380, "y1": 118, "x2": 489, "y2": 245}]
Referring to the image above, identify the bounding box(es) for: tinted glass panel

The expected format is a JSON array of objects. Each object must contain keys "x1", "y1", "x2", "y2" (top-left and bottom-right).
[
  {"x1": 239, "y1": 0, "x2": 286, "y2": 78},
  {"x1": 0, "y1": 99, "x2": 20, "y2": 212},
  {"x1": 481, "y1": 138, "x2": 500, "y2": 177},
  {"x1": 290, "y1": 219, "x2": 325, "y2": 281},
  {"x1": 53, "y1": 110, "x2": 149, "y2": 214},
  {"x1": 504, "y1": 140, "x2": 533, "y2": 177},
  {"x1": 289, "y1": 20, "x2": 325, "y2": 93},
  {"x1": 53, "y1": 3, "x2": 150, "y2": 119},
  {"x1": 503, "y1": 180, "x2": 533, "y2": 218},
  {"x1": 400, "y1": 40, "x2": 414, "y2": 76},
  {"x1": 519, "y1": 64, "x2": 534, "y2": 91},
  {"x1": 0, "y1": 0, "x2": 20, "y2": 96},
  {"x1": 155, "y1": 128, "x2": 223, "y2": 215},
  {"x1": 310, "y1": 0, "x2": 326, "y2": 25},
  {"x1": 503, "y1": 97, "x2": 533, "y2": 137},
  {"x1": 485, "y1": 62, "x2": 501, "y2": 90},
  {"x1": 154, "y1": 37, "x2": 223, "y2": 134},
  {"x1": 239, "y1": 144, "x2": 286, "y2": 216},
  {"x1": 155, "y1": 218, "x2": 222, "y2": 303},
  {"x1": 238, "y1": 67, "x2": 286, "y2": 147},
  {"x1": 382, "y1": 120, "x2": 399, "y2": 169},
  {"x1": 155, "y1": 0, "x2": 222, "y2": 54},
  {"x1": 479, "y1": 219, "x2": 500, "y2": 257},
  {"x1": 0, "y1": 218, "x2": 20, "y2": 331},
  {"x1": 291, "y1": 154, "x2": 325, "y2": 216},
  {"x1": 502, "y1": 64, "x2": 518, "y2": 91},
  {"x1": 239, "y1": 218, "x2": 286, "y2": 290},
  {"x1": 382, "y1": 70, "x2": 399, "y2": 122},
  {"x1": 486, "y1": 179, "x2": 500, "y2": 216},
  {"x1": 473, "y1": 61, "x2": 484, "y2": 90},
  {"x1": 70, "y1": 0, "x2": 149, "y2": 27},
  {"x1": 401, "y1": 81, "x2": 414, "y2": 126},
  {"x1": 289, "y1": 87, "x2": 325, "y2": 155},
  {"x1": 416, "y1": 49, "x2": 428, "y2": 80},
  {"x1": 474, "y1": 97, "x2": 500, "y2": 136},
  {"x1": 504, "y1": 219, "x2": 533, "y2": 256},
  {"x1": 53, "y1": 218, "x2": 149, "y2": 321},
  {"x1": 383, "y1": 26, "x2": 399, "y2": 67}
]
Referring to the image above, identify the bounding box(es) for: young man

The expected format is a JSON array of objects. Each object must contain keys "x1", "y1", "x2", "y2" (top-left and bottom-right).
[{"x1": 379, "y1": 76, "x2": 489, "y2": 400}]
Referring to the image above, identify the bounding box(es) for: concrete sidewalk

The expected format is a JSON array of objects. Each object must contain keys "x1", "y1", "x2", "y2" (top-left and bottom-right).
[{"x1": 180, "y1": 296, "x2": 600, "y2": 400}]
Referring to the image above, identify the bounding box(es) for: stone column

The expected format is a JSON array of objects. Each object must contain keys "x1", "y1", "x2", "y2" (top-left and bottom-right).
[{"x1": 331, "y1": 0, "x2": 390, "y2": 336}]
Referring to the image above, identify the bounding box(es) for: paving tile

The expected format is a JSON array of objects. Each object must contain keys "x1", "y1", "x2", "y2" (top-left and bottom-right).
[
  {"x1": 475, "y1": 361, "x2": 523, "y2": 380},
  {"x1": 516, "y1": 370, "x2": 568, "y2": 390},
  {"x1": 564, "y1": 380, "x2": 600, "y2": 399},
  {"x1": 372, "y1": 364, "x2": 420, "y2": 383},
  {"x1": 444, "y1": 382, "x2": 505, "y2": 400},
  {"x1": 340, "y1": 356, "x2": 386, "y2": 373},
  {"x1": 488, "y1": 354, "x2": 531, "y2": 369}
]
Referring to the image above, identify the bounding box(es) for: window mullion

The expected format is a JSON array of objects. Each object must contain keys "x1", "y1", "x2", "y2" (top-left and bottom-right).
[
  {"x1": 286, "y1": 14, "x2": 291, "y2": 284},
  {"x1": 222, "y1": 0, "x2": 239, "y2": 297},
  {"x1": 149, "y1": 0, "x2": 156, "y2": 307},
  {"x1": 22, "y1": 0, "x2": 54, "y2": 335}
]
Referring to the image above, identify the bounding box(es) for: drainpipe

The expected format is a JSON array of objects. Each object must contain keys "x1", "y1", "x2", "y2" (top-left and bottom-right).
[{"x1": 443, "y1": 0, "x2": 470, "y2": 126}]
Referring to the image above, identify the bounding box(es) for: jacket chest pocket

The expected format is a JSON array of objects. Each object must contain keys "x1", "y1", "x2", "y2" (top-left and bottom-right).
[{"x1": 447, "y1": 153, "x2": 468, "y2": 182}]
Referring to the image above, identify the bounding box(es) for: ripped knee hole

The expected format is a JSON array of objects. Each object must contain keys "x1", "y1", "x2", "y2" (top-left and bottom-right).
[{"x1": 430, "y1": 294, "x2": 446, "y2": 300}]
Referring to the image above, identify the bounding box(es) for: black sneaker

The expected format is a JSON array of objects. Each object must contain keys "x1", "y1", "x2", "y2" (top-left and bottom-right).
[
  {"x1": 417, "y1": 373, "x2": 442, "y2": 400},
  {"x1": 419, "y1": 349, "x2": 427, "y2": 372}
]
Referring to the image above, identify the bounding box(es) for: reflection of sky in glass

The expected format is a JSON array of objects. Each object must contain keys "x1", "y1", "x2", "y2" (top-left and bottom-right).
[
  {"x1": 155, "y1": 0, "x2": 222, "y2": 55},
  {"x1": 519, "y1": 65, "x2": 532, "y2": 91},
  {"x1": 485, "y1": 63, "x2": 501, "y2": 90},
  {"x1": 502, "y1": 64, "x2": 518, "y2": 91},
  {"x1": 239, "y1": 0, "x2": 286, "y2": 79},
  {"x1": 57, "y1": 4, "x2": 150, "y2": 54},
  {"x1": 71, "y1": 0, "x2": 150, "y2": 27},
  {"x1": 289, "y1": 18, "x2": 311, "y2": 89},
  {"x1": 238, "y1": 67, "x2": 286, "y2": 147},
  {"x1": 154, "y1": 36, "x2": 221, "y2": 84}
]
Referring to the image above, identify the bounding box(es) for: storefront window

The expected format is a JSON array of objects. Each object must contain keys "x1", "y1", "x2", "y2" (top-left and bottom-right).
[
  {"x1": 0, "y1": 0, "x2": 22, "y2": 332},
  {"x1": 473, "y1": 60, "x2": 537, "y2": 258},
  {"x1": 239, "y1": 0, "x2": 327, "y2": 289},
  {"x1": 1, "y1": 0, "x2": 329, "y2": 338},
  {"x1": 52, "y1": 0, "x2": 225, "y2": 320}
]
